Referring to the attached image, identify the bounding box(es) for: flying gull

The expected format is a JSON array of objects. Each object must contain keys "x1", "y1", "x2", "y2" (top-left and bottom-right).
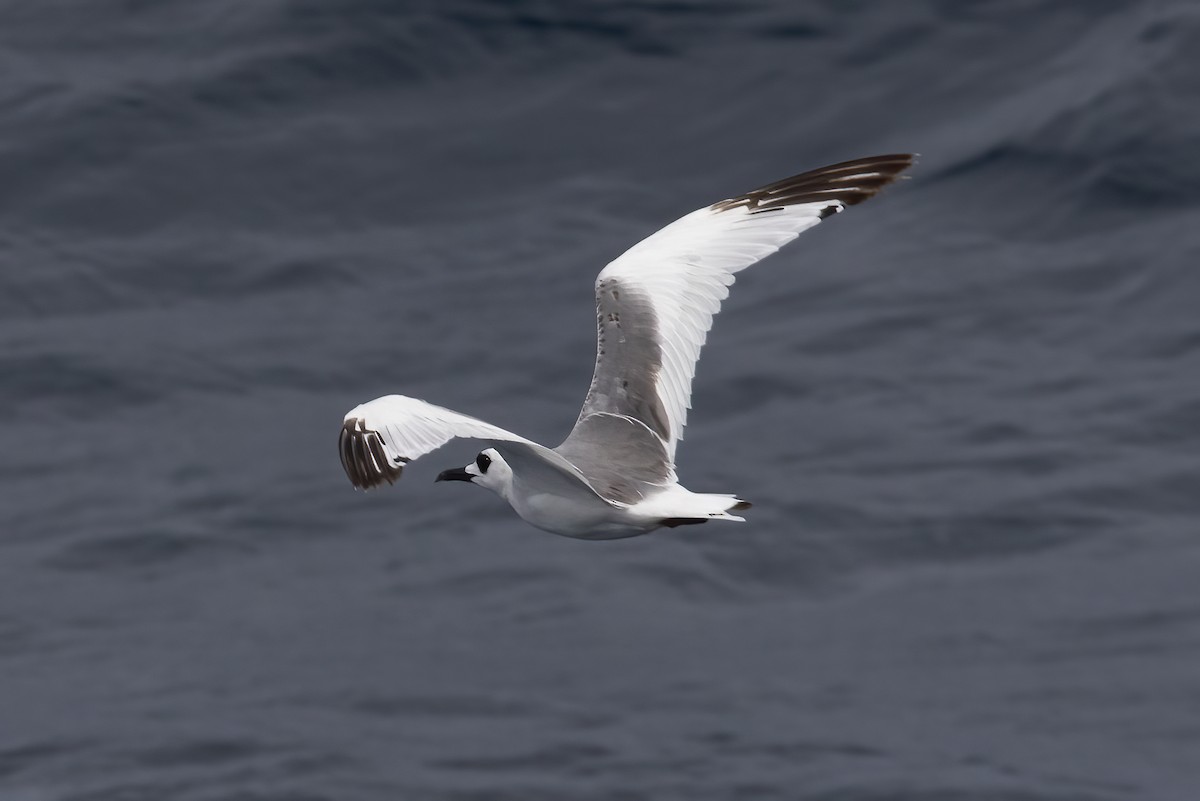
[{"x1": 340, "y1": 154, "x2": 914, "y2": 539}]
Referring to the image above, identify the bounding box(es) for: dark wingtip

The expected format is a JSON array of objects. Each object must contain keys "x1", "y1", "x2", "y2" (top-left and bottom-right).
[
  {"x1": 732, "y1": 500, "x2": 752, "y2": 512},
  {"x1": 712, "y1": 153, "x2": 916, "y2": 214},
  {"x1": 340, "y1": 417, "x2": 405, "y2": 490}
]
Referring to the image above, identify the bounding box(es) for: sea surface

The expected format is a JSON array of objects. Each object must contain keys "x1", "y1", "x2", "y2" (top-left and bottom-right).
[{"x1": 2, "y1": 2, "x2": 1199, "y2": 799}]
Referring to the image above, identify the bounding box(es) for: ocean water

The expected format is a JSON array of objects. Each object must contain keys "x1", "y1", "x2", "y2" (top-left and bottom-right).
[{"x1": 2, "y1": 1, "x2": 1199, "y2": 799}]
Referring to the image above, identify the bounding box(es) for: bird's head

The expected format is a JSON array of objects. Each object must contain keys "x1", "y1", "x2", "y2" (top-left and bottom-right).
[{"x1": 436, "y1": 448, "x2": 513, "y2": 498}]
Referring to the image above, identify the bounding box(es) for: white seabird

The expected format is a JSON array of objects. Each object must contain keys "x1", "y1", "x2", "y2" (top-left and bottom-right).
[{"x1": 340, "y1": 154, "x2": 914, "y2": 539}]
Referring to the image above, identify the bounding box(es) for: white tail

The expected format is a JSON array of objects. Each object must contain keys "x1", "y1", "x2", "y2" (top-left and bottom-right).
[{"x1": 631, "y1": 486, "x2": 751, "y2": 525}]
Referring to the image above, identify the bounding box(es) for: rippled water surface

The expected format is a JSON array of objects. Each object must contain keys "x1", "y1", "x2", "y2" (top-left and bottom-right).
[{"x1": 2, "y1": 2, "x2": 1199, "y2": 799}]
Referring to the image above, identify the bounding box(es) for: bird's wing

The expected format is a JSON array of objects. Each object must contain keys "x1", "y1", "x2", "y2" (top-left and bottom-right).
[
  {"x1": 568, "y1": 153, "x2": 914, "y2": 462},
  {"x1": 340, "y1": 394, "x2": 610, "y2": 503},
  {"x1": 553, "y1": 412, "x2": 674, "y2": 504}
]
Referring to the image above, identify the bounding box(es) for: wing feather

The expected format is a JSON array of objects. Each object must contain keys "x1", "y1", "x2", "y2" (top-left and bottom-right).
[
  {"x1": 569, "y1": 153, "x2": 914, "y2": 461},
  {"x1": 339, "y1": 395, "x2": 603, "y2": 502}
]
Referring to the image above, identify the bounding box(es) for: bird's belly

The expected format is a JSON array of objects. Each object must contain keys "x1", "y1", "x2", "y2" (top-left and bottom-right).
[{"x1": 512, "y1": 492, "x2": 648, "y2": 540}]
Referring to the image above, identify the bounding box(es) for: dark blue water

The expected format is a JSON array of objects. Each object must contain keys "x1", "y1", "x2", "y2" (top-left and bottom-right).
[{"x1": 2, "y1": 1, "x2": 1199, "y2": 798}]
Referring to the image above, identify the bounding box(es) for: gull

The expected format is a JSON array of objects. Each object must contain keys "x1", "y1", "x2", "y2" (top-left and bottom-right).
[{"x1": 340, "y1": 154, "x2": 914, "y2": 539}]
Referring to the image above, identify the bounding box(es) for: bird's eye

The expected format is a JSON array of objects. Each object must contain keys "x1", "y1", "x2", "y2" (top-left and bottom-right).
[{"x1": 475, "y1": 453, "x2": 492, "y2": 473}]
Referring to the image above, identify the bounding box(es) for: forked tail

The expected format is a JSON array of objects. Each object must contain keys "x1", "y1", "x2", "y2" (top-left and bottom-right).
[{"x1": 656, "y1": 492, "x2": 752, "y2": 528}]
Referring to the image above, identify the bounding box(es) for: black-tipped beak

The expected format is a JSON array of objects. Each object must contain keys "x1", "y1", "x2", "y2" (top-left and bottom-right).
[{"x1": 435, "y1": 468, "x2": 474, "y2": 483}]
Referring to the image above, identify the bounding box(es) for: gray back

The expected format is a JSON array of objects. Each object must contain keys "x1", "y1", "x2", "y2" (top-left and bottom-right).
[{"x1": 555, "y1": 412, "x2": 673, "y2": 504}]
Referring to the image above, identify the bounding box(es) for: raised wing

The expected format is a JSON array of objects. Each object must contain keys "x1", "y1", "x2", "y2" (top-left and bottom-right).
[
  {"x1": 569, "y1": 154, "x2": 914, "y2": 462},
  {"x1": 340, "y1": 394, "x2": 604, "y2": 502}
]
